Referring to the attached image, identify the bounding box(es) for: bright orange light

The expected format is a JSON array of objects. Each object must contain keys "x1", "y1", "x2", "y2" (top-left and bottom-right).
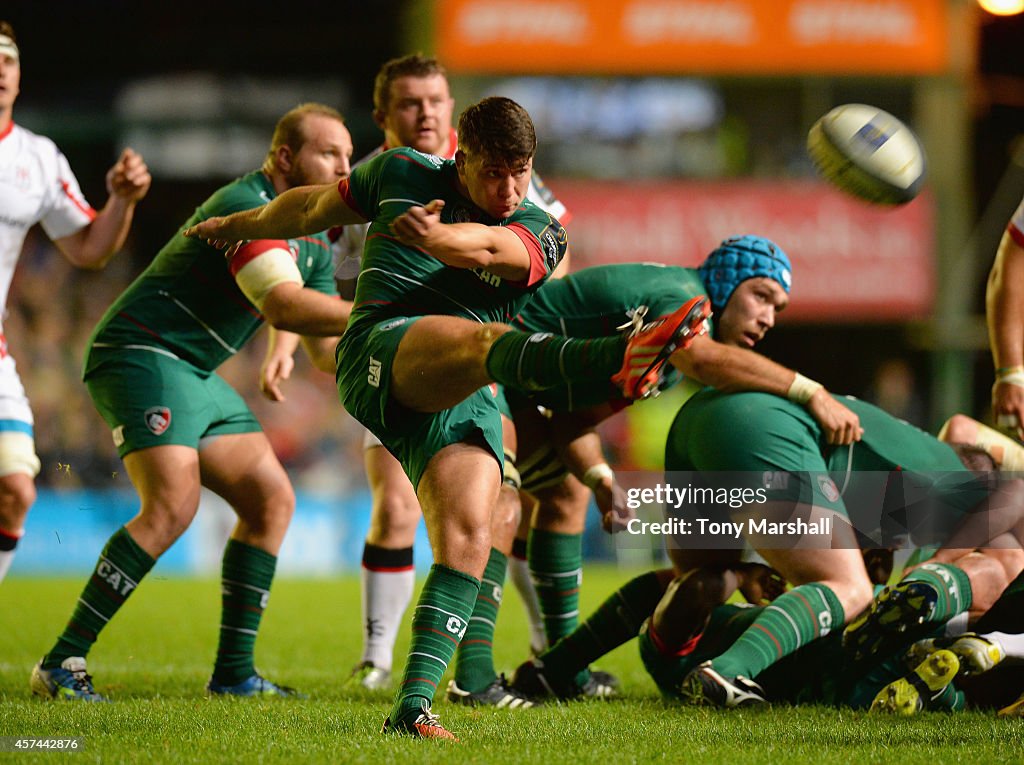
[{"x1": 978, "y1": 0, "x2": 1024, "y2": 15}]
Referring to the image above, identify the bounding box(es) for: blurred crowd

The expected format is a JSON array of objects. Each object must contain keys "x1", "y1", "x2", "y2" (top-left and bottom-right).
[{"x1": 9, "y1": 228, "x2": 367, "y2": 495}]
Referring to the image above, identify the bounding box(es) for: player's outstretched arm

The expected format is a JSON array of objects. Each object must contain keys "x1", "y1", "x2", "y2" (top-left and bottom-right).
[
  {"x1": 549, "y1": 408, "x2": 634, "y2": 533},
  {"x1": 390, "y1": 199, "x2": 531, "y2": 280},
  {"x1": 987, "y1": 229, "x2": 1024, "y2": 438},
  {"x1": 672, "y1": 334, "x2": 862, "y2": 445},
  {"x1": 184, "y1": 183, "x2": 362, "y2": 247},
  {"x1": 55, "y1": 148, "x2": 151, "y2": 269}
]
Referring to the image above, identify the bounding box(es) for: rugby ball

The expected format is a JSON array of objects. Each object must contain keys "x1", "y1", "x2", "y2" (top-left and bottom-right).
[{"x1": 807, "y1": 104, "x2": 926, "y2": 206}]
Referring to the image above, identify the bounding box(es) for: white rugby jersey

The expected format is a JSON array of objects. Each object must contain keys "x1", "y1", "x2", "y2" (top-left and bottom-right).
[
  {"x1": 332, "y1": 130, "x2": 570, "y2": 281},
  {"x1": 0, "y1": 122, "x2": 95, "y2": 310},
  {"x1": 1009, "y1": 194, "x2": 1024, "y2": 248}
]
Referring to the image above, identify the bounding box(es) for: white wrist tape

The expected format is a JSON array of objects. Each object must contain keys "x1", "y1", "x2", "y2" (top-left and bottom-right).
[
  {"x1": 996, "y1": 371, "x2": 1024, "y2": 388},
  {"x1": 582, "y1": 463, "x2": 613, "y2": 490},
  {"x1": 787, "y1": 373, "x2": 824, "y2": 405}
]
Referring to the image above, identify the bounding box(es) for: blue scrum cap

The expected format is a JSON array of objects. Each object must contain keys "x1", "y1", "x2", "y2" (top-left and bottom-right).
[{"x1": 697, "y1": 235, "x2": 792, "y2": 314}]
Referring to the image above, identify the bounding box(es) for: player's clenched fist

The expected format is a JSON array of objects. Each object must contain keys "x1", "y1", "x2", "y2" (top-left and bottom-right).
[{"x1": 106, "y1": 148, "x2": 151, "y2": 202}]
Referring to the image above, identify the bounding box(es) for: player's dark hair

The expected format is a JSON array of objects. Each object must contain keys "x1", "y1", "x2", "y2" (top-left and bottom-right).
[
  {"x1": 373, "y1": 53, "x2": 448, "y2": 113},
  {"x1": 0, "y1": 21, "x2": 16, "y2": 43},
  {"x1": 264, "y1": 103, "x2": 345, "y2": 173},
  {"x1": 457, "y1": 97, "x2": 536, "y2": 165}
]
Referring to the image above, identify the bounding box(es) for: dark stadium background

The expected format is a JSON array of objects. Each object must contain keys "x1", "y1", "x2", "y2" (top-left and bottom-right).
[{"x1": 2, "y1": 1, "x2": 1024, "y2": 572}]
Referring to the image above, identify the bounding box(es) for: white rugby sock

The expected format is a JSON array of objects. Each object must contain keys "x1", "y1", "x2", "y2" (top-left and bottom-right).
[
  {"x1": 360, "y1": 544, "x2": 415, "y2": 671},
  {"x1": 984, "y1": 631, "x2": 1024, "y2": 662},
  {"x1": 0, "y1": 549, "x2": 14, "y2": 582},
  {"x1": 509, "y1": 543, "x2": 547, "y2": 655}
]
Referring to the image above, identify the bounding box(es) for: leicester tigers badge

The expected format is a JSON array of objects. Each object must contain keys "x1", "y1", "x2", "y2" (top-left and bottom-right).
[
  {"x1": 144, "y1": 407, "x2": 172, "y2": 436},
  {"x1": 817, "y1": 475, "x2": 840, "y2": 503}
]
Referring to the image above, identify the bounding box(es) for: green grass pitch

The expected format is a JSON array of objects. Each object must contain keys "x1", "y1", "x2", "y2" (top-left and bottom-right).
[{"x1": 1, "y1": 567, "x2": 1022, "y2": 764}]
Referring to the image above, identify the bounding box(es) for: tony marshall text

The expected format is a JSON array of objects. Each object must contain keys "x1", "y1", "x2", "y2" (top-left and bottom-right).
[{"x1": 626, "y1": 516, "x2": 833, "y2": 538}]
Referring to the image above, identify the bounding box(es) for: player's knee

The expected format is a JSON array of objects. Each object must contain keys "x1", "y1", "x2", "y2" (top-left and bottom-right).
[
  {"x1": 475, "y1": 322, "x2": 512, "y2": 356},
  {"x1": 679, "y1": 566, "x2": 736, "y2": 609},
  {"x1": 0, "y1": 475, "x2": 36, "y2": 528},
  {"x1": 371, "y1": 491, "x2": 421, "y2": 542},
  {"x1": 938, "y1": 413, "x2": 975, "y2": 444}
]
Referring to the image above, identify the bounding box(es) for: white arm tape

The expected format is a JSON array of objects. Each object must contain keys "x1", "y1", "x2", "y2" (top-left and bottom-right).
[
  {"x1": 971, "y1": 421, "x2": 1024, "y2": 470},
  {"x1": 582, "y1": 463, "x2": 614, "y2": 490},
  {"x1": 788, "y1": 373, "x2": 824, "y2": 405},
  {"x1": 234, "y1": 248, "x2": 303, "y2": 310},
  {"x1": 996, "y1": 371, "x2": 1024, "y2": 388}
]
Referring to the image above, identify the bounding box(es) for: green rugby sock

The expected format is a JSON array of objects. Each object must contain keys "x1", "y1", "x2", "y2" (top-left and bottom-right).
[
  {"x1": 529, "y1": 529, "x2": 583, "y2": 645},
  {"x1": 540, "y1": 570, "x2": 666, "y2": 686},
  {"x1": 43, "y1": 527, "x2": 155, "y2": 668},
  {"x1": 212, "y1": 539, "x2": 277, "y2": 686},
  {"x1": 901, "y1": 562, "x2": 972, "y2": 622},
  {"x1": 485, "y1": 330, "x2": 625, "y2": 392},
  {"x1": 391, "y1": 564, "x2": 480, "y2": 721},
  {"x1": 453, "y1": 548, "x2": 507, "y2": 693},
  {"x1": 711, "y1": 582, "x2": 844, "y2": 681}
]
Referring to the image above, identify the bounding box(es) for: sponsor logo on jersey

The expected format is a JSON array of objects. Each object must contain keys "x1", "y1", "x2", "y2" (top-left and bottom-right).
[
  {"x1": 541, "y1": 224, "x2": 567, "y2": 272},
  {"x1": 144, "y1": 407, "x2": 171, "y2": 436},
  {"x1": 367, "y1": 357, "x2": 382, "y2": 388},
  {"x1": 112, "y1": 425, "x2": 125, "y2": 448},
  {"x1": 817, "y1": 474, "x2": 840, "y2": 503},
  {"x1": 411, "y1": 149, "x2": 444, "y2": 167},
  {"x1": 452, "y1": 206, "x2": 473, "y2": 223},
  {"x1": 472, "y1": 267, "x2": 502, "y2": 287},
  {"x1": 285, "y1": 240, "x2": 301, "y2": 262}
]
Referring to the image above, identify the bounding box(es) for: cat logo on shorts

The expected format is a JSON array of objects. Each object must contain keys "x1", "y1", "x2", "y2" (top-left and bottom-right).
[{"x1": 144, "y1": 406, "x2": 172, "y2": 436}]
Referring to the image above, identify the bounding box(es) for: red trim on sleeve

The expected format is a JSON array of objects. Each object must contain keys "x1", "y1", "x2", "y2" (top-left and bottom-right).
[
  {"x1": 506, "y1": 222, "x2": 547, "y2": 287},
  {"x1": 337, "y1": 178, "x2": 367, "y2": 219},
  {"x1": 0, "y1": 526, "x2": 23, "y2": 541},
  {"x1": 227, "y1": 240, "x2": 292, "y2": 277},
  {"x1": 60, "y1": 180, "x2": 96, "y2": 221},
  {"x1": 1010, "y1": 222, "x2": 1024, "y2": 249}
]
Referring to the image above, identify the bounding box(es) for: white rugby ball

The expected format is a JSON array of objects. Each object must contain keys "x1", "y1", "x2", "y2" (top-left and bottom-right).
[{"x1": 807, "y1": 104, "x2": 926, "y2": 206}]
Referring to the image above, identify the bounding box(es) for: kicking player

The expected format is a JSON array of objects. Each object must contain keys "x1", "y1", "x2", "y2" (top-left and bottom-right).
[
  {"x1": 259, "y1": 54, "x2": 570, "y2": 696},
  {"x1": 30, "y1": 103, "x2": 353, "y2": 702},
  {"x1": 0, "y1": 20, "x2": 150, "y2": 581},
  {"x1": 185, "y1": 95, "x2": 696, "y2": 739}
]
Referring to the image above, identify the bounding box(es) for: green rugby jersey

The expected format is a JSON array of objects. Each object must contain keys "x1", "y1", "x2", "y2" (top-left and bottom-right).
[
  {"x1": 85, "y1": 171, "x2": 336, "y2": 373},
  {"x1": 338, "y1": 148, "x2": 566, "y2": 331},
  {"x1": 513, "y1": 263, "x2": 710, "y2": 338}
]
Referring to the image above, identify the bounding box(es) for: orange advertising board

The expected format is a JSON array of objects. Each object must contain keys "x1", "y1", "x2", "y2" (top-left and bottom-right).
[{"x1": 437, "y1": 0, "x2": 949, "y2": 75}]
